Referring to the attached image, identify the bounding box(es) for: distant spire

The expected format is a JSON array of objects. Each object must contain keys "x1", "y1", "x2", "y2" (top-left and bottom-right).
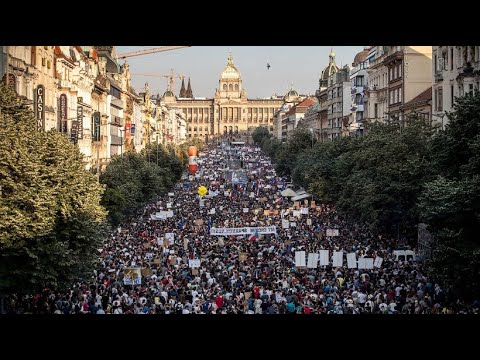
[
  {"x1": 179, "y1": 77, "x2": 186, "y2": 97},
  {"x1": 227, "y1": 51, "x2": 234, "y2": 67},
  {"x1": 329, "y1": 48, "x2": 335, "y2": 63},
  {"x1": 186, "y1": 77, "x2": 193, "y2": 98}
]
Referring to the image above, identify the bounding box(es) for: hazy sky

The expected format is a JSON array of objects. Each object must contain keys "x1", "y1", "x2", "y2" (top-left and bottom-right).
[{"x1": 117, "y1": 46, "x2": 365, "y2": 98}]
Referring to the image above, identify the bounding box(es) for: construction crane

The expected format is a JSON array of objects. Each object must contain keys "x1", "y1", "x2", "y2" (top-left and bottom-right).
[
  {"x1": 116, "y1": 46, "x2": 191, "y2": 59},
  {"x1": 131, "y1": 68, "x2": 185, "y2": 94}
]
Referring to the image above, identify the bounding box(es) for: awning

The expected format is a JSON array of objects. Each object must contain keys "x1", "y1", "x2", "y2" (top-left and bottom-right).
[
  {"x1": 291, "y1": 193, "x2": 312, "y2": 201},
  {"x1": 281, "y1": 188, "x2": 297, "y2": 197}
]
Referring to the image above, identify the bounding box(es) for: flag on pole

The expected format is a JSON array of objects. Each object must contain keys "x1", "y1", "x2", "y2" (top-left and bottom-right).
[{"x1": 248, "y1": 229, "x2": 259, "y2": 242}]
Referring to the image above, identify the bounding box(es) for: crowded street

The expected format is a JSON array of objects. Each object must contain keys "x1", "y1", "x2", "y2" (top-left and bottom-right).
[{"x1": 5, "y1": 141, "x2": 476, "y2": 315}]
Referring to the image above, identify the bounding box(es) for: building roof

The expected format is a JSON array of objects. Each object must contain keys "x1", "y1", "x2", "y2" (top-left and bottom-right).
[
  {"x1": 220, "y1": 52, "x2": 241, "y2": 80},
  {"x1": 353, "y1": 49, "x2": 369, "y2": 66},
  {"x1": 401, "y1": 87, "x2": 432, "y2": 109},
  {"x1": 320, "y1": 48, "x2": 339, "y2": 81}
]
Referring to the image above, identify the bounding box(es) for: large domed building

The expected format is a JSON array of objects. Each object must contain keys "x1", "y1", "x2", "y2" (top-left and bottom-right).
[
  {"x1": 161, "y1": 52, "x2": 284, "y2": 139},
  {"x1": 319, "y1": 49, "x2": 340, "y2": 90}
]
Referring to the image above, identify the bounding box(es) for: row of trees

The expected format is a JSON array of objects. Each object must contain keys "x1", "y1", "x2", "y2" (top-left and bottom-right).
[
  {"x1": 0, "y1": 81, "x2": 202, "y2": 297},
  {"x1": 0, "y1": 83, "x2": 107, "y2": 295},
  {"x1": 99, "y1": 136, "x2": 204, "y2": 225},
  {"x1": 253, "y1": 94, "x2": 480, "y2": 299}
]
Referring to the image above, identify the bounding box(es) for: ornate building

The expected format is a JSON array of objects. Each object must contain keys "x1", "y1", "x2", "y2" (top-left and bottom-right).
[{"x1": 160, "y1": 52, "x2": 284, "y2": 140}]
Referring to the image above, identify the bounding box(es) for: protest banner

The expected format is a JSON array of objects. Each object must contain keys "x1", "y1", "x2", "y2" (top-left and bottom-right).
[
  {"x1": 326, "y1": 229, "x2": 340, "y2": 237},
  {"x1": 282, "y1": 220, "x2": 290, "y2": 229},
  {"x1": 374, "y1": 256, "x2": 383, "y2": 268},
  {"x1": 123, "y1": 267, "x2": 142, "y2": 285},
  {"x1": 301, "y1": 208, "x2": 309, "y2": 215},
  {"x1": 188, "y1": 259, "x2": 201, "y2": 268},
  {"x1": 307, "y1": 218, "x2": 312, "y2": 226},
  {"x1": 307, "y1": 253, "x2": 319, "y2": 268},
  {"x1": 333, "y1": 251, "x2": 343, "y2": 267},
  {"x1": 347, "y1": 253, "x2": 357, "y2": 269},
  {"x1": 319, "y1": 250, "x2": 330, "y2": 266},
  {"x1": 210, "y1": 226, "x2": 277, "y2": 236},
  {"x1": 295, "y1": 251, "x2": 306, "y2": 267}
]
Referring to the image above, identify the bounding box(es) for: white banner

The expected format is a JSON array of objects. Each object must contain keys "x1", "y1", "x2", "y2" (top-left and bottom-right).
[
  {"x1": 167, "y1": 203, "x2": 172, "y2": 209},
  {"x1": 282, "y1": 220, "x2": 290, "y2": 229},
  {"x1": 168, "y1": 192, "x2": 174, "y2": 197},
  {"x1": 210, "y1": 226, "x2": 277, "y2": 236},
  {"x1": 166, "y1": 210, "x2": 174, "y2": 218},
  {"x1": 374, "y1": 256, "x2": 383, "y2": 268},
  {"x1": 209, "y1": 208, "x2": 216, "y2": 215},
  {"x1": 319, "y1": 250, "x2": 329, "y2": 266},
  {"x1": 307, "y1": 218, "x2": 312, "y2": 226},
  {"x1": 347, "y1": 253, "x2": 357, "y2": 269},
  {"x1": 243, "y1": 208, "x2": 249, "y2": 213},
  {"x1": 301, "y1": 208, "x2": 309, "y2": 215},
  {"x1": 290, "y1": 222, "x2": 297, "y2": 227},
  {"x1": 307, "y1": 253, "x2": 319, "y2": 268},
  {"x1": 188, "y1": 259, "x2": 201, "y2": 269},
  {"x1": 333, "y1": 251, "x2": 343, "y2": 267},
  {"x1": 326, "y1": 229, "x2": 340, "y2": 237},
  {"x1": 295, "y1": 251, "x2": 306, "y2": 267},
  {"x1": 365, "y1": 258, "x2": 374, "y2": 269},
  {"x1": 293, "y1": 210, "x2": 301, "y2": 218},
  {"x1": 358, "y1": 258, "x2": 367, "y2": 269}
]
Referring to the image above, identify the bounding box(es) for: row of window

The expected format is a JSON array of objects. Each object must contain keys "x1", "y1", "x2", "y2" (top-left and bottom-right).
[
  {"x1": 328, "y1": 87, "x2": 342, "y2": 100},
  {"x1": 434, "y1": 46, "x2": 480, "y2": 72},
  {"x1": 370, "y1": 72, "x2": 387, "y2": 90},
  {"x1": 389, "y1": 87, "x2": 402, "y2": 105},
  {"x1": 389, "y1": 63, "x2": 402, "y2": 82},
  {"x1": 327, "y1": 118, "x2": 342, "y2": 128},
  {"x1": 222, "y1": 83, "x2": 239, "y2": 91}
]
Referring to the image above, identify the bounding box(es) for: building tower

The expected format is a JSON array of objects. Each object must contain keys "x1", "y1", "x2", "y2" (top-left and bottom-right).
[
  {"x1": 185, "y1": 77, "x2": 193, "y2": 98},
  {"x1": 179, "y1": 77, "x2": 186, "y2": 97}
]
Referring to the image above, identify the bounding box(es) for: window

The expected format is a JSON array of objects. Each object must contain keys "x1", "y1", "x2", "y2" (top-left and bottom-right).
[
  {"x1": 469, "y1": 83, "x2": 474, "y2": 96},
  {"x1": 389, "y1": 68, "x2": 392, "y2": 81},
  {"x1": 229, "y1": 84, "x2": 233, "y2": 91},
  {"x1": 235, "y1": 84, "x2": 239, "y2": 91},
  {"x1": 394, "y1": 66, "x2": 397, "y2": 79},
  {"x1": 451, "y1": 85, "x2": 454, "y2": 106},
  {"x1": 390, "y1": 91, "x2": 394, "y2": 104},
  {"x1": 434, "y1": 54, "x2": 437, "y2": 72},
  {"x1": 110, "y1": 86, "x2": 121, "y2": 99},
  {"x1": 355, "y1": 76, "x2": 364, "y2": 87},
  {"x1": 438, "y1": 87, "x2": 443, "y2": 111},
  {"x1": 223, "y1": 84, "x2": 227, "y2": 90},
  {"x1": 450, "y1": 47, "x2": 454, "y2": 70},
  {"x1": 399, "y1": 88, "x2": 402, "y2": 103},
  {"x1": 374, "y1": 103, "x2": 378, "y2": 118},
  {"x1": 199, "y1": 126, "x2": 202, "y2": 131},
  {"x1": 398, "y1": 64, "x2": 402, "y2": 78}
]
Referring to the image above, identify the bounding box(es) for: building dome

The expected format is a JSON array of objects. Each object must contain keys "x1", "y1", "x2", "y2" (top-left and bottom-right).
[
  {"x1": 286, "y1": 88, "x2": 298, "y2": 98},
  {"x1": 163, "y1": 90, "x2": 175, "y2": 98},
  {"x1": 221, "y1": 52, "x2": 241, "y2": 80},
  {"x1": 320, "y1": 48, "x2": 339, "y2": 86},
  {"x1": 353, "y1": 49, "x2": 369, "y2": 66}
]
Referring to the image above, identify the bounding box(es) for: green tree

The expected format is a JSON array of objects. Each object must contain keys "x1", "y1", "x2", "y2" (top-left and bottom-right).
[
  {"x1": 0, "y1": 82, "x2": 107, "y2": 293},
  {"x1": 419, "y1": 92, "x2": 480, "y2": 299}
]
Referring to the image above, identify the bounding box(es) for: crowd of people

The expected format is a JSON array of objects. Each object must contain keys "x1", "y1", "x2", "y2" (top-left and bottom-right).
[{"x1": 5, "y1": 141, "x2": 479, "y2": 314}]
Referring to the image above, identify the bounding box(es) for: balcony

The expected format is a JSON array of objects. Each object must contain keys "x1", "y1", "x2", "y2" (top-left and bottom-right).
[
  {"x1": 351, "y1": 104, "x2": 364, "y2": 112},
  {"x1": 58, "y1": 79, "x2": 70, "y2": 88},
  {"x1": 351, "y1": 86, "x2": 365, "y2": 95}
]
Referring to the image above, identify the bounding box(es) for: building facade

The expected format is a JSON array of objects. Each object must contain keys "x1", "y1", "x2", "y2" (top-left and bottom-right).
[
  {"x1": 365, "y1": 46, "x2": 389, "y2": 123},
  {"x1": 348, "y1": 48, "x2": 370, "y2": 136},
  {"x1": 365, "y1": 46, "x2": 432, "y2": 127},
  {"x1": 432, "y1": 46, "x2": 480, "y2": 129},
  {"x1": 161, "y1": 53, "x2": 284, "y2": 141}
]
